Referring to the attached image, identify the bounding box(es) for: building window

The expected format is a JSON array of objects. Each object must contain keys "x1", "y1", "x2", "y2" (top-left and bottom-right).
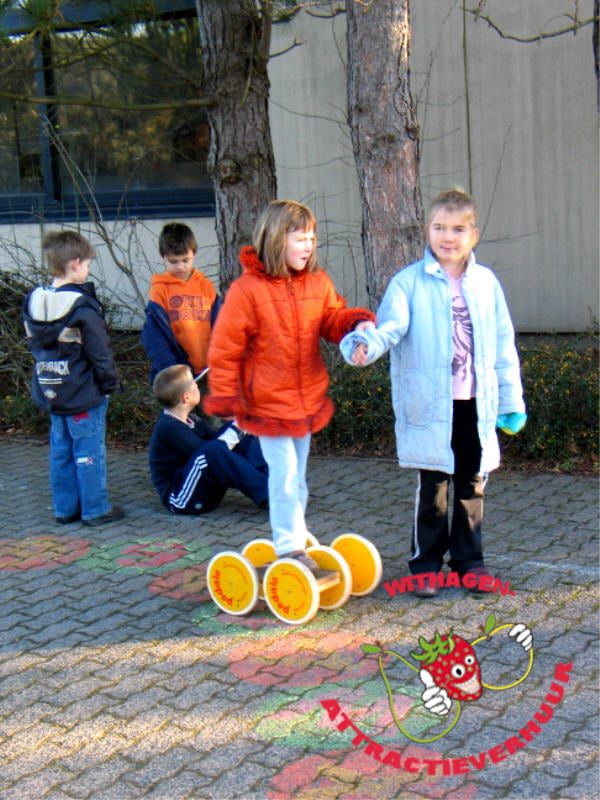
[{"x1": 0, "y1": 1, "x2": 213, "y2": 222}]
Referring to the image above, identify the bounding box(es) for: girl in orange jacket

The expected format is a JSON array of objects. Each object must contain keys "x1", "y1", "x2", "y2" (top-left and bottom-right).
[{"x1": 204, "y1": 200, "x2": 375, "y2": 569}]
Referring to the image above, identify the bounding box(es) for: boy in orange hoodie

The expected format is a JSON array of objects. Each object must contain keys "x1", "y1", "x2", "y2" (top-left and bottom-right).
[{"x1": 141, "y1": 222, "x2": 221, "y2": 381}]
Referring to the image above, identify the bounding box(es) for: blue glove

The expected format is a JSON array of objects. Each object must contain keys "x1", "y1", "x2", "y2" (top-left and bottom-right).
[{"x1": 496, "y1": 412, "x2": 527, "y2": 435}]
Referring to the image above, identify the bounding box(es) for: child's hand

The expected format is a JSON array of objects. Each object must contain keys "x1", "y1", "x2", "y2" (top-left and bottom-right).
[
  {"x1": 354, "y1": 320, "x2": 375, "y2": 333},
  {"x1": 496, "y1": 412, "x2": 527, "y2": 435},
  {"x1": 352, "y1": 342, "x2": 369, "y2": 366},
  {"x1": 339, "y1": 327, "x2": 376, "y2": 367}
]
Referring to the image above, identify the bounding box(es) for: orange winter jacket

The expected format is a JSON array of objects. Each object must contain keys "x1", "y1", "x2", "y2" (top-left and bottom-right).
[
  {"x1": 148, "y1": 269, "x2": 218, "y2": 374},
  {"x1": 203, "y1": 246, "x2": 375, "y2": 437}
]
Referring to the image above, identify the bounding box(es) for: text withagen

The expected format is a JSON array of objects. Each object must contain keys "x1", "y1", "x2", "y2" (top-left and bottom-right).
[
  {"x1": 383, "y1": 571, "x2": 515, "y2": 597},
  {"x1": 320, "y1": 662, "x2": 573, "y2": 774}
]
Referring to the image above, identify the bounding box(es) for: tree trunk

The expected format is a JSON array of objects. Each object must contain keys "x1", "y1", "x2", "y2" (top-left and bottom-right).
[
  {"x1": 196, "y1": 0, "x2": 277, "y2": 292},
  {"x1": 346, "y1": 0, "x2": 424, "y2": 308},
  {"x1": 594, "y1": 0, "x2": 599, "y2": 113}
]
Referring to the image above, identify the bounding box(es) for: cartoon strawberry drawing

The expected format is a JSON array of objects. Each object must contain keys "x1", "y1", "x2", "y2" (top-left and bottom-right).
[
  {"x1": 361, "y1": 616, "x2": 534, "y2": 739},
  {"x1": 411, "y1": 630, "x2": 482, "y2": 702}
]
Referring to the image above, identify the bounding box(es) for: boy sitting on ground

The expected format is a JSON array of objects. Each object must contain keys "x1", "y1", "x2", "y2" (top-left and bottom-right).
[{"x1": 149, "y1": 365, "x2": 268, "y2": 514}]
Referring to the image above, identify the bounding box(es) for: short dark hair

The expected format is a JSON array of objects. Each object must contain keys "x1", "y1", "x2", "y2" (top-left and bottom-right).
[
  {"x1": 42, "y1": 231, "x2": 95, "y2": 277},
  {"x1": 152, "y1": 364, "x2": 194, "y2": 408},
  {"x1": 158, "y1": 222, "x2": 198, "y2": 256}
]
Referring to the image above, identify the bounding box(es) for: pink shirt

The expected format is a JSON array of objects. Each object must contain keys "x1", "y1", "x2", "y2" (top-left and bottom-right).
[{"x1": 447, "y1": 273, "x2": 476, "y2": 399}]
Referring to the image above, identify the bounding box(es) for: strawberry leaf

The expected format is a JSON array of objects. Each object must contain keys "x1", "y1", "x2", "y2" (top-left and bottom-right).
[
  {"x1": 361, "y1": 643, "x2": 381, "y2": 654},
  {"x1": 484, "y1": 614, "x2": 496, "y2": 635},
  {"x1": 410, "y1": 649, "x2": 429, "y2": 662}
]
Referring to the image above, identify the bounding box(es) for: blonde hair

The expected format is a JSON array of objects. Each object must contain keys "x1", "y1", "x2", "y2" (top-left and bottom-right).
[
  {"x1": 153, "y1": 364, "x2": 194, "y2": 408},
  {"x1": 428, "y1": 188, "x2": 478, "y2": 227},
  {"x1": 252, "y1": 200, "x2": 320, "y2": 278},
  {"x1": 42, "y1": 231, "x2": 95, "y2": 277}
]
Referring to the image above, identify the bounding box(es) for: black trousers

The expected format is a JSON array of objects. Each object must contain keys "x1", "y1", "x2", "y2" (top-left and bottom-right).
[{"x1": 409, "y1": 399, "x2": 486, "y2": 575}]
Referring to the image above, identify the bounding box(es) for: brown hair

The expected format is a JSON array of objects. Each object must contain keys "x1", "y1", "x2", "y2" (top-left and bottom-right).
[
  {"x1": 42, "y1": 231, "x2": 95, "y2": 277},
  {"x1": 153, "y1": 364, "x2": 195, "y2": 408},
  {"x1": 428, "y1": 188, "x2": 478, "y2": 226},
  {"x1": 159, "y1": 222, "x2": 198, "y2": 257},
  {"x1": 252, "y1": 200, "x2": 320, "y2": 278}
]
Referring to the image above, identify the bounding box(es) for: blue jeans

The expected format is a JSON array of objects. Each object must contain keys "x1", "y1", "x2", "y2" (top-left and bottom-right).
[
  {"x1": 258, "y1": 434, "x2": 311, "y2": 556},
  {"x1": 49, "y1": 398, "x2": 111, "y2": 521}
]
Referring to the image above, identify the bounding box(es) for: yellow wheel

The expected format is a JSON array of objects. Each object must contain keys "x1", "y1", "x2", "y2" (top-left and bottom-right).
[
  {"x1": 242, "y1": 538, "x2": 276, "y2": 567},
  {"x1": 305, "y1": 532, "x2": 319, "y2": 548},
  {"x1": 206, "y1": 551, "x2": 259, "y2": 615},
  {"x1": 307, "y1": 545, "x2": 352, "y2": 610},
  {"x1": 331, "y1": 533, "x2": 382, "y2": 596},
  {"x1": 263, "y1": 559, "x2": 320, "y2": 625}
]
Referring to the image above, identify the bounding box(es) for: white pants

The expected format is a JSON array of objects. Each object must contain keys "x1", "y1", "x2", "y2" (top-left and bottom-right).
[{"x1": 258, "y1": 434, "x2": 311, "y2": 555}]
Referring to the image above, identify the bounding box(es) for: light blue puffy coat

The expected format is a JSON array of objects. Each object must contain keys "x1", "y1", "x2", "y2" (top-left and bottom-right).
[{"x1": 340, "y1": 248, "x2": 525, "y2": 474}]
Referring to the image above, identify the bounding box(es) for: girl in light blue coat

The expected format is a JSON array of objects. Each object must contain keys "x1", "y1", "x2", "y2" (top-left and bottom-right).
[{"x1": 340, "y1": 189, "x2": 526, "y2": 598}]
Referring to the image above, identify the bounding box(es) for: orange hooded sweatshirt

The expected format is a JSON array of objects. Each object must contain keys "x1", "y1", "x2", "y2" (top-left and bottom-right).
[
  {"x1": 203, "y1": 246, "x2": 375, "y2": 437},
  {"x1": 148, "y1": 269, "x2": 217, "y2": 374}
]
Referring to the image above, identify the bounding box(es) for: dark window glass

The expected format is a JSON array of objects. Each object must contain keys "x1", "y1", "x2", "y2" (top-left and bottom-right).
[
  {"x1": 0, "y1": 37, "x2": 43, "y2": 194},
  {"x1": 0, "y1": 7, "x2": 213, "y2": 221}
]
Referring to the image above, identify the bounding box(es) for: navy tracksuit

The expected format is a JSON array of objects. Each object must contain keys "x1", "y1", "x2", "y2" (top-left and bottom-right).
[{"x1": 149, "y1": 413, "x2": 268, "y2": 514}]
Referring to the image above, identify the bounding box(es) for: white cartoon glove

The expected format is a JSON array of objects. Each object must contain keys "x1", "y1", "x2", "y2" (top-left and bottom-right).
[
  {"x1": 509, "y1": 623, "x2": 533, "y2": 651},
  {"x1": 419, "y1": 669, "x2": 452, "y2": 716}
]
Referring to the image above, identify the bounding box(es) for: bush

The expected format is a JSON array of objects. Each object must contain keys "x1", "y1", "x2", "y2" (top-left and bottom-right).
[
  {"x1": 1, "y1": 285, "x2": 598, "y2": 474},
  {"x1": 501, "y1": 339, "x2": 599, "y2": 471},
  {"x1": 313, "y1": 338, "x2": 598, "y2": 473},
  {"x1": 313, "y1": 350, "x2": 395, "y2": 457},
  {"x1": 0, "y1": 329, "x2": 157, "y2": 444}
]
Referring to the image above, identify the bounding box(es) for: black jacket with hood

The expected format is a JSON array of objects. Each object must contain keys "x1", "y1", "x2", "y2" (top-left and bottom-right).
[{"x1": 23, "y1": 281, "x2": 120, "y2": 415}]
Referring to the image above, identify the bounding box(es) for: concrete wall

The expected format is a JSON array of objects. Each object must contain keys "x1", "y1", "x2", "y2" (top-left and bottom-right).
[
  {"x1": 0, "y1": 219, "x2": 219, "y2": 330},
  {"x1": 410, "y1": 0, "x2": 599, "y2": 332},
  {"x1": 2, "y1": 1, "x2": 598, "y2": 332},
  {"x1": 269, "y1": 1, "x2": 599, "y2": 332},
  {"x1": 269, "y1": 9, "x2": 366, "y2": 306}
]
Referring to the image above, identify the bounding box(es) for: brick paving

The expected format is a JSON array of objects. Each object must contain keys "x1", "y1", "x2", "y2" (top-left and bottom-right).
[{"x1": 0, "y1": 435, "x2": 598, "y2": 800}]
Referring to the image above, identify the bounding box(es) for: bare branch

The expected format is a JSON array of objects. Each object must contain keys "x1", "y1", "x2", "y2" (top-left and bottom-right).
[
  {"x1": 0, "y1": 89, "x2": 217, "y2": 111},
  {"x1": 269, "y1": 38, "x2": 304, "y2": 58},
  {"x1": 479, "y1": 124, "x2": 512, "y2": 239},
  {"x1": 270, "y1": 0, "x2": 345, "y2": 19},
  {"x1": 466, "y1": 6, "x2": 598, "y2": 43},
  {"x1": 43, "y1": 116, "x2": 147, "y2": 309},
  {"x1": 305, "y1": 4, "x2": 346, "y2": 18}
]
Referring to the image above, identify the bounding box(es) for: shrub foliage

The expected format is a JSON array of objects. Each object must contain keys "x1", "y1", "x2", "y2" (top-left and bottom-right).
[
  {"x1": 316, "y1": 339, "x2": 598, "y2": 472},
  {"x1": 1, "y1": 272, "x2": 597, "y2": 473}
]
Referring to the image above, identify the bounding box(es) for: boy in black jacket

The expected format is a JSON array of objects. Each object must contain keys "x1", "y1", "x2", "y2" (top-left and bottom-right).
[
  {"x1": 149, "y1": 365, "x2": 268, "y2": 514},
  {"x1": 23, "y1": 231, "x2": 123, "y2": 526}
]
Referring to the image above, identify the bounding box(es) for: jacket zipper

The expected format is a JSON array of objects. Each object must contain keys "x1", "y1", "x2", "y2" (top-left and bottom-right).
[{"x1": 288, "y1": 279, "x2": 306, "y2": 417}]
